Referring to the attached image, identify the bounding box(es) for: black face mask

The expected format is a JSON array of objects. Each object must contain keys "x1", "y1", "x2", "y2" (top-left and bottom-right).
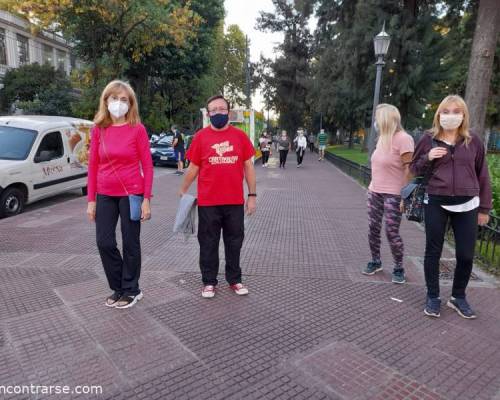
[{"x1": 210, "y1": 113, "x2": 229, "y2": 129}]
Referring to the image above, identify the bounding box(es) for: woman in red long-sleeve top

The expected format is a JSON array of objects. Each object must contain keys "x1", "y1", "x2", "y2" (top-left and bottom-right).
[
  {"x1": 86, "y1": 80, "x2": 153, "y2": 309},
  {"x1": 410, "y1": 95, "x2": 492, "y2": 320}
]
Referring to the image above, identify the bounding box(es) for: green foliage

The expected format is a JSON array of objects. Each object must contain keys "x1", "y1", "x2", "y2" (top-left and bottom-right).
[
  {"x1": 143, "y1": 93, "x2": 171, "y2": 133},
  {"x1": 487, "y1": 154, "x2": 500, "y2": 215},
  {"x1": 0, "y1": 63, "x2": 73, "y2": 115},
  {"x1": 257, "y1": 0, "x2": 312, "y2": 135}
]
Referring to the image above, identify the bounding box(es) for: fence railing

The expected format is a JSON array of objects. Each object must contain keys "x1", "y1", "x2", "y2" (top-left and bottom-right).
[{"x1": 325, "y1": 151, "x2": 500, "y2": 271}]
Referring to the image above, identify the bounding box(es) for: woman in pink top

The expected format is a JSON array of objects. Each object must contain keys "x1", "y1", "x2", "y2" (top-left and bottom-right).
[
  {"x1": 86, "y1": 80, "x2": 153, "y2": 309},
  {"x1": 363, "y1": 104, "x2": 414, "y2": 283}
]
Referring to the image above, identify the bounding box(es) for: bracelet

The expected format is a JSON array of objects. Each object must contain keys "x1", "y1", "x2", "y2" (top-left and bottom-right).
[{"x1": 248, "y1": 193, "x2": 257, "y2": 197}]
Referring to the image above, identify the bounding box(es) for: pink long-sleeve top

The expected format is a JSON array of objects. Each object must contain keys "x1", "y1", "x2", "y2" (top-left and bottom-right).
[{"x1": 87, "y1": 123, "x2": 154, "y2": 201}]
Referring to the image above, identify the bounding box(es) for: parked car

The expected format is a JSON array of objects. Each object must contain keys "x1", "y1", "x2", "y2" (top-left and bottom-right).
[
  {"x1": 150, "y1": 135, "x2": 177, "y2": 167},
  {"x1": 0, "y1": 115, "x2": 93, "y2": 218}
]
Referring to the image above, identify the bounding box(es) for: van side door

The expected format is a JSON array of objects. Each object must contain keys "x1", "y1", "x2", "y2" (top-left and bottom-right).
[{"x1": 31, "y1": 130, "x2": 70, "y2": 198}]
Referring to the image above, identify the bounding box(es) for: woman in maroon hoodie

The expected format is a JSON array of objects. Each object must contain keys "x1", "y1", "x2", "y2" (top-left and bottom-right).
[{"x1": 411, "y1": 95, "x2": 492, "y2": 319}]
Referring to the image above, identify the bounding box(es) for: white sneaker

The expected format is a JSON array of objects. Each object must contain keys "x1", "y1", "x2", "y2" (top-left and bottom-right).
[
  {"x1": 114, "y1": 291, "x2": 144, "y2": 309},
  {"x1": 229, "y1": 283, "x2": 249, "y2": 296},
  {"x1": 201, "y1": 285, "x2": 216, "y2": 298}
]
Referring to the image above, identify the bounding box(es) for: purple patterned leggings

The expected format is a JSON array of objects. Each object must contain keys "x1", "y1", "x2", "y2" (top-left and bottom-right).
[{"x1": 367, "y1": 191, "x2": 404, "y2": 267}]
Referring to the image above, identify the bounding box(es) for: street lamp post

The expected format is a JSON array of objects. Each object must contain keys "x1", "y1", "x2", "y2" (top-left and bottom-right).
[{"x1": 367, "y1": 23, "x2": 391, "y2": 168}]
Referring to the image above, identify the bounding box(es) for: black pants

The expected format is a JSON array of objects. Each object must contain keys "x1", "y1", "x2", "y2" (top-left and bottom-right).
[
  {"x1": 309, "y1": 142, "x2": 314, "y2": 152},
  {"x1": 262, "y1": 150, "x2": 270, "y2": 165},
  {"x1": 279, "y1": 150, "x2": 288, "y2": 167},
  {"x1": 296, "y1": 148, "x2": 305, "y2": 165},
  {"x1": 424, "y1": 202, "x2": 478, "y2": 299},
  {"x1": 95, "y1": 194, "x2": 142, "y2": 296},
  {"x1": 197, "y1": 205, "x2": 244, "y2": 286}
]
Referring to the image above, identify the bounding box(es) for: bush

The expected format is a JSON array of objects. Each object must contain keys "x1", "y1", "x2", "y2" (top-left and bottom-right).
[
  {"x1": 0, "y1": 63, "x2": 73, "y2": 115},
  {"x1": 488, "y1": 154, "x2": 500, "y2": 216}
]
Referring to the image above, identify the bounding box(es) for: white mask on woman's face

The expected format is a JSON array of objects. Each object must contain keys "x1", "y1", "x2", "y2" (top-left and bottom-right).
[
  {"x1": 108, "y1": 100, "x2": 129, "y2": 119},
  {"x1": 440, "y1": 113, "x2": 463, "y2": 130}
]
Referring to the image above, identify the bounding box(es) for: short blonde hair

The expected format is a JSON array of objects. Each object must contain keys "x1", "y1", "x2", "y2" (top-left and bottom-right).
[
  {"x1": 432, "y1": 95, "x2": 471, "y2": 145},
  {"x1": 375, "y1": 103, "x2": 403, "y2": 150},
  {"x1": 94, "y1": 80, "x2": 141, "y2": 128}
]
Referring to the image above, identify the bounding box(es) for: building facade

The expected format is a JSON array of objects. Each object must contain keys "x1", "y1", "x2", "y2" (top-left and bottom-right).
[{"x1": 0, "y1": 10, "x2": 77, "y2": 82}]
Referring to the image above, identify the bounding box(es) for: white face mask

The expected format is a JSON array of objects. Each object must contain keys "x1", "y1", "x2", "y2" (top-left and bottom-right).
[
  {"x1": 440, "y1": 113, "x2": 463, "y2": 130},
  {"x1": 108, "y1": 100, "x2": 129, "y2": 119}
]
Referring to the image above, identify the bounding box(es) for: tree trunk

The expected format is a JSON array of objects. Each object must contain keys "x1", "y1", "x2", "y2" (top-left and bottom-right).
[{"x1": 464, "y1": 0, "x2": 500, "y2": 142}]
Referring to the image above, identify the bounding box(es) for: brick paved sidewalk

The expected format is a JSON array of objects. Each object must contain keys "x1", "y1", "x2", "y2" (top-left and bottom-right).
[{"x1": 0, "y1": 152, "x2": 499, "y2": 400}]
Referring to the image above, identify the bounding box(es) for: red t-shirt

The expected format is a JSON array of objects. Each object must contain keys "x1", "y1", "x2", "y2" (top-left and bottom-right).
[{"x1": 186, "y1": 125, "x2": 255, "y2": 206}]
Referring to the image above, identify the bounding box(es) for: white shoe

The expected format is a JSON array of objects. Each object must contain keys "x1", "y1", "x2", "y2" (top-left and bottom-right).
[
  {"x1": 114, "y1": 291, "x2": 144, "y2": 309},
  {"x1": 201, "y1": 285, "x2": 216, "y2": 298},
  {"x1": 229, "y1": 283, "x2": 249, "y2": 296}
]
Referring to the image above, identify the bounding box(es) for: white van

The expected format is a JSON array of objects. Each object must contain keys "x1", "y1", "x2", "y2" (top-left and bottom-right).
[{"x1": 0, "y1": 115, "x2": 93, "y2": 218}]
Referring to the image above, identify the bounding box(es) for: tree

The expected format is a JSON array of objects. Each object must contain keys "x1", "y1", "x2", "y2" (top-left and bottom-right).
[
  {"x1": 465, "y1": 0, "x2": 500, "y2": 141},
  {"x1": 257, "y1": 0, "x2": 313, "y2": 135},
  {"x1": 0, "y1": 63, "x2": 72, "y2": 115}
]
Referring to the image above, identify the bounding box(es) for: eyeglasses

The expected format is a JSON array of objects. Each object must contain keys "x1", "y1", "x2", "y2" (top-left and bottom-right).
[{"x1": 208, "y1": 107, "x2": 229, "y2": 116}]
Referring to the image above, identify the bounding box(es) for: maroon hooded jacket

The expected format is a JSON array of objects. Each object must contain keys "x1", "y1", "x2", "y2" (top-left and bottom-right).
[{"x1": 410, "y1": 131, "x2": 492, "y2": 214}]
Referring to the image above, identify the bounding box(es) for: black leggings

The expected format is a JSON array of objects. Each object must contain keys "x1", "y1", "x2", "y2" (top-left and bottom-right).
[
  {"x1": 262, "y1": 151, "x2": 270, "y2": 164},
  {"x1": 279, "y1": 150, "x2": 288, "y2": 167},
  {"x1": 296, "y1": 148, "x2": 305, "y2": 165},
  {"x1": 424, "y1": 202, "x2": 478, "y2": 299}
]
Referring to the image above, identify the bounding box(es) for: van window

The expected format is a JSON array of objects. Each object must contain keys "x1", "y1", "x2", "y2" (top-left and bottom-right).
[
  {"x1": 0, "y1": 126, "x2": 38, "y2": 160},
  {"x1": 35, "y1": 131, "x2": 64, "y2": 163}
]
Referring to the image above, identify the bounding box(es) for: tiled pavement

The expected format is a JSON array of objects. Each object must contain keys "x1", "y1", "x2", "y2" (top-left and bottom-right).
[{"x1": 0, "y1": 152, "x2": 499, "y2": 400}]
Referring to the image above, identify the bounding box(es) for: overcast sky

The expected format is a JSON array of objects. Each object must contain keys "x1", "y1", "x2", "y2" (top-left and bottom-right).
[{"x1": 224, "y1": 0, "x2": 283, "y2": 111}]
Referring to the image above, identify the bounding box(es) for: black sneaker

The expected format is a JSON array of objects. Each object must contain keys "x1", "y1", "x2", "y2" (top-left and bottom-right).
[
  {"x1": 424, "y1": 296, "x2": 441, "y2": 318},
  {"x1": 362, "y1": 260, "x2": 382, "y2": 275},
  {"x1": 105, "y1": 292, "x2": 122, "y2": 307},
  {"x1": 115, "y1": 291, "x2": 144, "y2": 309},
  {"x1": 391, "y1": 269, "x2": 406, "y2": 284},
  {"x1": 447, "y1": 297, "x2": 477, "y2": 319}
]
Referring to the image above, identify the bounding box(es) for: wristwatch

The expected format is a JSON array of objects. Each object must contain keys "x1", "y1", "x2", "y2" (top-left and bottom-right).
[{"x1": 248, "y1": 193, "x2": 257, "y2": 197}]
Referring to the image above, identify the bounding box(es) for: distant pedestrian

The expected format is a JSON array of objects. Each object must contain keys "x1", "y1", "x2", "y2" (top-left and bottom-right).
[
  {"x1": 308, "y1": 132, "x2": 315, "y2": 152},
  {"x1": 278, "y1": 130, "x2": 291, "y2": 168},
  {"x1": 259, "y1": 132, "x2": 271, "y2": 167},
  {"x1": 317, "y1": 128, "x2": 328, "y2": 161},
  {"x1": 172, "y1": 125, "x2": 185, "y2": 175},
  {"x1": 273, "y1": 133, "x2": 279, "y2": 151},
  {"x1": 294, "y1": 128, "x2": 307, "y2": 167},
  {"x1": 179, "y1": 95, "x2": 256, "y2": 298},
  {"x1": 86, "y1": 80, "x2": 153, "y2": 309},
  {"x1": 410, "y1": 95, "x2": 492, "y2": 319},
  {"x1": 363, "y1": 104, "x2": 414, "y2": 285}
]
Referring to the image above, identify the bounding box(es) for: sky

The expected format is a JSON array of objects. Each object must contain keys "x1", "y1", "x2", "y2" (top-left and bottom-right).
[{"x1": 224, "y1": 0, "x2": 283, "y2": 112}]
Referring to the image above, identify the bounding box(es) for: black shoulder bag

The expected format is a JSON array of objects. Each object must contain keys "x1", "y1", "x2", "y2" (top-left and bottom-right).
[{"x1": 400, "y1": 140, "x2": 437, "y2": 223}]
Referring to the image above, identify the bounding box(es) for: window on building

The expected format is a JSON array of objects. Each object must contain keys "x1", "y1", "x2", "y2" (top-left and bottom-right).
[
  {"x1": 56, "y1": 49, "x2": 66, "y2": 72},
  {"x1": 42, "y1": 44, "x2": 53, "y2": 66},
  {"x1": 0, "y1": 28, "x2": 7, "y2": 65},
  {"x1": 16, "y1": 34, "x2": 29, "y2": 65}
]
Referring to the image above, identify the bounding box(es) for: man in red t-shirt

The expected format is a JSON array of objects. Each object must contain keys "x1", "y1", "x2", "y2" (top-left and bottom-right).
[{"x1": 179, "y1": 95, "x2": 257, "y2": 298}]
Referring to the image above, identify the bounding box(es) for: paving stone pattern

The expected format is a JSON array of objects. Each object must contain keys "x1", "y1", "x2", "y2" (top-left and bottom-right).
[{"x1": 0, "y1": 152, "x2": 499, "y2": 400}]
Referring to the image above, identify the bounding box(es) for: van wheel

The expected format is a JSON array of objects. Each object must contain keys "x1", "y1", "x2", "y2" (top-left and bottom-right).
[
  {"x1": 0, "y1": 187, "x2": 25, "y2": 218},
  {"x1": 81, "y1": 186, "x2": 88, "y2": 196}
]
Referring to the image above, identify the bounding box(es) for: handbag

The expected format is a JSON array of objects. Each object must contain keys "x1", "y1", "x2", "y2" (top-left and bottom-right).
[
  {"x1": 401, "y1": 140, "x2": 437, "y2": 222},
  {"x1": 100, "y1": 128, "x2": 144, "y2": 221}
]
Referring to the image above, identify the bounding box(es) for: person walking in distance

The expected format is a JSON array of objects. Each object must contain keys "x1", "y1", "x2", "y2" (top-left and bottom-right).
[
  {"x1": 308, "y1": 131, "x2": 315, "y2": 152},
  {"x1": 86, "y1": 80, "x2": 153, "y2": 309},
  {"x1": 259, "y1": 132, "x2": 271, "y2": 167},
  {"x1": 317, "y1": 128, "x2": 328, "y2": 161},
  {"x1": 278, "y1": 130, "x2": 291, "y2": 169},
  {"x1": 363, "y1": 104, "x2": 414, "y2": 285},
  {"x1": 410, "y1": 95, "x2": 492, "y2": 319},
  {"x1": 172, "y1": 125, "x2": 185, "y2": 175},
  {"x1": 179, "y1": 95, "x2": 257, "y2": 298},
  {"x1": 294, "y1": 128, "x2": 307, "y2": 167}
]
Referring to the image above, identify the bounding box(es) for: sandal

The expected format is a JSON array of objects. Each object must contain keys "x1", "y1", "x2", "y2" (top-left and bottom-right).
[{"x1": 105, "y1": 292, "x2": 122, "y2": 307}]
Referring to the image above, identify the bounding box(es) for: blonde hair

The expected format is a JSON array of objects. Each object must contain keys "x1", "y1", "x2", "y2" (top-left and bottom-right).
[
  {"x1": 431, "y1": 95, "x2": 471, "y2": 145},
  {"x1": 94, "y1": 80, "x2": 141, "y2": 128},
  {"x1": 375, "y1": 103, "x2": 403, "y2": 150}
]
